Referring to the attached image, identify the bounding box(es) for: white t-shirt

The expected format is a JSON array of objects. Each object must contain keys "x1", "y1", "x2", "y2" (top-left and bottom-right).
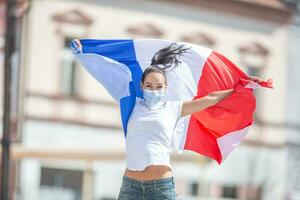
[{"x1": 125, "y1": 97, "x2": 183, "y2": 171}]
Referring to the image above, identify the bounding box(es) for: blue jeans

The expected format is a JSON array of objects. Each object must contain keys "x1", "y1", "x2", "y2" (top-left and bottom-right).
[{"x1": 118, "y1": 175, "x2": 177, "y2": 200}]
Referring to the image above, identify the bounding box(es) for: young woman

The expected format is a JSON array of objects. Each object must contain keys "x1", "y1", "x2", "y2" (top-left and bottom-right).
[{"x1": 73, "y1": 39, "x2": 262, "y2": 200}]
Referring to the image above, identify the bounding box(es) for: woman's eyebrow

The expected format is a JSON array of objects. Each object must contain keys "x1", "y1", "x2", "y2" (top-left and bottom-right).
[{"x1": 145, "y1": 82, "x2": 152, "y2": 85}]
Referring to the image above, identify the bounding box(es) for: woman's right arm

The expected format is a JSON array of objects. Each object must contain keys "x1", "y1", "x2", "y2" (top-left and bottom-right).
[
  {"x1": 70, "y1": 38, "x2": 132, "y2": 103},
  {"x1": 180, "y1": 89, "x2": 234, "y2": 117}
]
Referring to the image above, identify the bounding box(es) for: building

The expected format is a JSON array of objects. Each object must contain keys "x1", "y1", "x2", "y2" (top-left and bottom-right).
[
  {"x1": 286, "y1": 1, "x2": 300, "y2": 199},
  {"x1": 0, "y1": 0, "x2": 296, "y2": 199}
]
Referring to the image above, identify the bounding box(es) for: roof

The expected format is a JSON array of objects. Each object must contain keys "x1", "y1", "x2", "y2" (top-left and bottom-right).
[
  {"x1": 234, "y1": 0, "x2": 293, "y2": 12},
  {"x1": 163, "y1": 0, "x2": 295, "y2": 23}
]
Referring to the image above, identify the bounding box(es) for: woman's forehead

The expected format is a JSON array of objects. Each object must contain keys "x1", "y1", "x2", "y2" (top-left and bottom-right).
[{"x1": 144, "y1": 72, "x2": 165, "y2": 81}]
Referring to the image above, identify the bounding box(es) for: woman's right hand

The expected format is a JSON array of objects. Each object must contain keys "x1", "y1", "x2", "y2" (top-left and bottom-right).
[{"x1": 73, "y1": 38, "x2": 82, "y2": 52}]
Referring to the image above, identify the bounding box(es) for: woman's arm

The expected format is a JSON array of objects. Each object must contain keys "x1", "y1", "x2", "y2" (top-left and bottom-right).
[
  {"x1": 70, "y1": 38, "x2": 132, "y2": 102},
  {"x1": 181, "y1": 89, "x2": 234, "y2": 117},
  {"x1": 180, "y1": 76, "x2": 263, "y2": 117}
]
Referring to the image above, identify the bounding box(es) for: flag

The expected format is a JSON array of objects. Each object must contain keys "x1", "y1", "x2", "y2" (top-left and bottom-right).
[{"x1": 70, "y1": 39, "x2": 273, "y2": 164}]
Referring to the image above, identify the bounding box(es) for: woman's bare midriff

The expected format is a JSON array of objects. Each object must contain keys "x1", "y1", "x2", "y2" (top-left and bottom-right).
[{"x1": 124, "y1": 165, "x2": 173, "y2": 181}]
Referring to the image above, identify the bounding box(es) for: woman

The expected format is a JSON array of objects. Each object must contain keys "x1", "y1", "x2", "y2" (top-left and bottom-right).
[{"x1": 73, "y1": 39, "x2": 262, "y2": 200}]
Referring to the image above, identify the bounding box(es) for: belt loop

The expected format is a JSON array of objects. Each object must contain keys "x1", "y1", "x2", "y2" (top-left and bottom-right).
[
  {"x1": 154, "y1": 180, "x2": 156, "y2": 188},
  {"x1": 172, "y1": 177, "x2": 175, "y2": 185}
]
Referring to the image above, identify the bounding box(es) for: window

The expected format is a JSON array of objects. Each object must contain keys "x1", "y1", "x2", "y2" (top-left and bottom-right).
[
  {"x1": 61, "y1": 37, "x2": 78, "y2": 97},
  {"x1": 40, "y1": 167, "x2": 83, "y2": 200},
  {"x1": 188, "y1": 181, "x2": 199, "y2": 196},
  {"x1": 247, "y1": 65, "x2": 262, "y2": 118},
  {"x1": 247, "y1": 65, "x2": 262, "y2": 79},
  {"x1": 222, "y1": 185, "x2": 237, "y2": 199},
  {"x1": 126, "y1": 23, "x2": 164, "y2": 38},
  {"x1": 180, "y1": 32, "x2": 216, "y2": 48}
]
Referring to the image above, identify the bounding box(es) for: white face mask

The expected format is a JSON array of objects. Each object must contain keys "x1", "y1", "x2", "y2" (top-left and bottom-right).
[{"x1": 142, "y1": 89, "x2": 166, "y2": 108}]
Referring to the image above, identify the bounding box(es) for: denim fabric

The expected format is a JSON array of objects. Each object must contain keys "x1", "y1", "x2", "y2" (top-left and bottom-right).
[{"x1": 118, "y1": 175, "x2": 177, "y2": 200}]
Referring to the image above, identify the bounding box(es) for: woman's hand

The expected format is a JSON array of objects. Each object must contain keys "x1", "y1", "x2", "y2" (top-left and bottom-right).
[
  {"x1": 72, "y1": 38, "x2": 82, "y2": 52},
  {"x1": 248, "y1": 76, "x2": 262, "y2": 83},
  {"x1": 181, "y1": 89, "x2": 234, "y2": 117}
]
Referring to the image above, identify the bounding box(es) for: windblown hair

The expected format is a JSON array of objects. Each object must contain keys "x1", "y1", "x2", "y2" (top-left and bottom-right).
[{"x1": 142, "y1": 42, "x2": 190, "y2": 84}]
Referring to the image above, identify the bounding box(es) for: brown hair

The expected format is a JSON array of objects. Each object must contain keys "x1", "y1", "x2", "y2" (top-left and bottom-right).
[{"x1": 141, "y1": 42, "x2": 190, "y2": 84}]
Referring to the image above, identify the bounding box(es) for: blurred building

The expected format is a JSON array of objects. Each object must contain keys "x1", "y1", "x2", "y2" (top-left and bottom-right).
[
  {"x1": 286, "y1": 1, "x2": 300, "y2": 199},
  {"x1": 0, "y1": 0, "x2": 298, "y2": 200},
  {"x1": 0, "y1": 0, "x2": 4, "y2": 118}
]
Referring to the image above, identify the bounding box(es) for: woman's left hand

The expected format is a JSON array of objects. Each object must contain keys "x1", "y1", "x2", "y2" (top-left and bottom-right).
[{"x1": 248, "y1": 76, "x2": 263, "y2": 83}]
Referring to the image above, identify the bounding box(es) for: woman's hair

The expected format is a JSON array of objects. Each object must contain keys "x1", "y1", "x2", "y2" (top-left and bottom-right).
[{"x1": 141, "y1": 42, "x2": 190, "y2": 84}]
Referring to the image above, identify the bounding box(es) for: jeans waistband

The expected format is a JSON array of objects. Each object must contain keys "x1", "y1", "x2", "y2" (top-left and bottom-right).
[{"x1": 123, "y1": 175, "x2": 175, "y2": 188}]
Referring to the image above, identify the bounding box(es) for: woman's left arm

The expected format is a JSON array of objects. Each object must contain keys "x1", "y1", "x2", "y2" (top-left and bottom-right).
[
  {"x1": 180, "y1": 76, "x2": 263, "y2": 117},
  {"x1": 181, "y1": 89, "x2": 234, "y2": 117}
]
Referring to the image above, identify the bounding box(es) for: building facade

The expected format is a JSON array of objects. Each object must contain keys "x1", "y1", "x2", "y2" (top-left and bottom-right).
[
  {"x1": 0, "y1": 0, "x2": 296, "y2": 199},
  {"x1": 287, "y1": 1, "x2": 300, "y2": 199}
]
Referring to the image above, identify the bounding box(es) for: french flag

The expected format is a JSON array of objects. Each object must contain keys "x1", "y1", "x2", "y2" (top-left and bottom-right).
[{"x1": 70, "y1": 39, "x2": 273, "y2": 164}]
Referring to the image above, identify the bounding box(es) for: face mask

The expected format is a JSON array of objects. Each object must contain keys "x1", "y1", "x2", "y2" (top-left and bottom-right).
[{"x1": 142, "y1": 89, "x2": 166, "y2": 108}]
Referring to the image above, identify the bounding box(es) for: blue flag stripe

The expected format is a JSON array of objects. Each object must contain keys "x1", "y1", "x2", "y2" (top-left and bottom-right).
[{"x1": 78, "y1": 39, "x2": 144, "y2": 137}]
